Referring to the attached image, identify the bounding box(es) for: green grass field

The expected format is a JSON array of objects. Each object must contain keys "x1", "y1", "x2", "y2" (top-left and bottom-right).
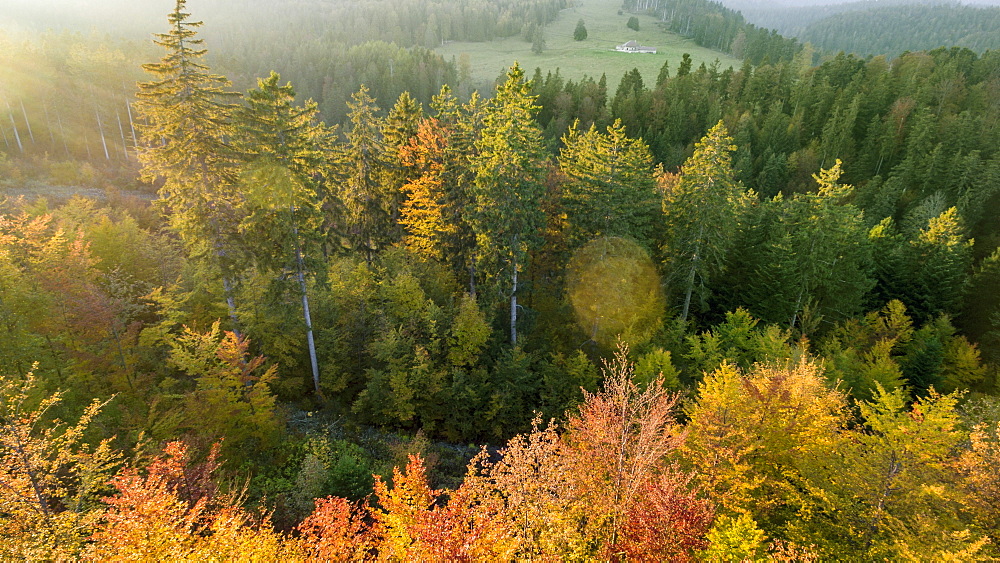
[{"x1": 436, "y1": 0, "x2": 742, "y2": 92}]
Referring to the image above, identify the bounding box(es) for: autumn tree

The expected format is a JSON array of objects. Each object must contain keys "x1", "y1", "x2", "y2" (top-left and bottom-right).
[
  {"x1": 0, "y1": 369, "x2": 118, "y2": 560},
  {"x1": 398, "y1": 118, "x2": 454, "y2": 261},
  {"x1": 562, "y1": 343, "x2": 708, "y2": 557},
  {"x1": 87, "y1": 441, "x2": 292, "y2": 560},
  {"x1": 166, "y1": 322, "x2": 280, "y2": 461},
  {"x1": 792, "y1": 386, "x2": 986, "y2": 558}
]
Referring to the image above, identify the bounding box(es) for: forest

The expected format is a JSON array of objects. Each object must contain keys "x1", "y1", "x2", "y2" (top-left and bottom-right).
[
  {"x1": 2, "y1": 0, "x2": 1000, "y2": 559},
  {"x1": 797, "y1": 2, "x2": 1000, "y2": 58}
]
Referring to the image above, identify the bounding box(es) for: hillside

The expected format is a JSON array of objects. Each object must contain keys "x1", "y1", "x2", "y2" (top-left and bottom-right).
[{"x1": 800, "y1": 2, "x2": 1000, "y2": 57}]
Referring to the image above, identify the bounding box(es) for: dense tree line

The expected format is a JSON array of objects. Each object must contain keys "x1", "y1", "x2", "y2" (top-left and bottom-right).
[
  {"x1": 3, "y1": 0, "x2": 1000, "y2": 557},
  {"x1": 799, "y1": 2, "x2": 1000, "y2": 59}
]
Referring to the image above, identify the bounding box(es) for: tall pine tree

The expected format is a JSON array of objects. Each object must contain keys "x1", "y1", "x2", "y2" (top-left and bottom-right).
[
  {"x1": 135, "y1": 0, "x2": 243, "y2": 327},
  {"x1": 662, "y1": 121, "x2": 751, "y2": 322},
  {"x1": 470, "y1": 64, "x2": 548, "y2": 346}
]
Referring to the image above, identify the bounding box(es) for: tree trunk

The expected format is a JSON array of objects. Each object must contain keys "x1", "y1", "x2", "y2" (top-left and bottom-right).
[
  {"x1": 6, "y1": 100, "x2": 23, "y2": 153},
  {"x1": 124, "y1": 94, "x2": 137, "y2": 150},
  {"x1": 116, "y1": 112, "x2": 129, "y2": 160},
  {"x1": 681, "y1": 228, "x2": 703, "y2": 323},
  {"x1": 96, "y1": 109, "x2": 110, "y2": 160},
  {"x1": 510, "y1": 260, "x2": 518, "y2": 347},
  {"x1": 19, "y1": 100, "x2": 34, "y2": 144},
  {"x1": 294, "y1": 222, "x2": 322, "y2": 396},
  {"x1": 56, "y1": 112, "x2": 70, "y2": 156},
  {"x1": 468, "y1": 251, "x2": 477, "y2": 299}
]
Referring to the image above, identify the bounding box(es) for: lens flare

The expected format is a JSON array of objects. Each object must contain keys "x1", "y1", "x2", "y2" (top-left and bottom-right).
[{"x1": 566, "y1": 236, "x2": 664, "y2": 347}]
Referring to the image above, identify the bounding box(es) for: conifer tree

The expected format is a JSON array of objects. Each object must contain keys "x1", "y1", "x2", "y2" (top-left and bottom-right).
[
  {"x1": 470, "y1": 63, "x2": 548, "y2": 346},
  {"x1": 135, "y1": 0, "x2": 243, "y2": 327},
  {"x1": 341, "y1": 86, "x2": 392, "y2": 263},
  {"x1": 234, "y1": 71, "x2": 331, "y2": 394},
  {"x1": 662, "y1": 121, "x2": 751, "y2": 322},
  {"x1": 558, "y1": 118, "x2": 659, "y2": 248}
]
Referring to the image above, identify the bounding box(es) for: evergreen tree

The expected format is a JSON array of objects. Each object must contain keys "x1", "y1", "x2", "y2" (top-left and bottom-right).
[
  {"x1": 470, "y1": 63, "x2": 548, "y2": 346},
  {"x1": 574, "y1": 19, "x2": 588, "y2": 41},
  {"x1": 134, "y1": 0, "x2": 243, "y2": 327},
  {"x1": 234, "y1": 71, "x2": 332, "y2": 394},
  {"x1": 558, "y1": 119, "x2": 659, "y2": 248},
  {"x1": 340, "y1": 85, "x2": 393, "y2": 263},
  {"x1": 747, "y1": 161, "x2": 874, "y2": 333},
  {"x1": 662, "y1": 121, "x2": 751, "y2": 322}
]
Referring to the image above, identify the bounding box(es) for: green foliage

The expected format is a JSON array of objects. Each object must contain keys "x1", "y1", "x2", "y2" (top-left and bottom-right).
[
  {"x1": 701, "y1": 513, "x2": 767, "y2": 562},
  {"x1": 633, "y1": 347, "x2": 680, "y2": 390},
  {"x1": 167, "y1": 322, "x2": 281, "y2": 461},
  {"x1": 558, "y1": 119, "x2": 659, "y2": 248},
  {"x1": 661, "y1": 121, "x2": 752, "y2": 322},
  {"x1": 740, "y1": 161, "x2": 874, "y2": 334},
  {"x1": 626, "y1": 16, "x2": 640, "y2": 32},
  {"x1": 792, "y1": 385, "x2": 985, "y2": 558},
  {"x1": 573, "y1": 19, "x2": 587, "y2": 41},
  {"x1": 684, "y1": 308, "x2": 794, "y2": 376},
  {"x1": 470, "y1": 63, "x2": 548, "y2": 345},
  {"x1": 801, "y1": 5, "x2": 1000, "y2": 58}
]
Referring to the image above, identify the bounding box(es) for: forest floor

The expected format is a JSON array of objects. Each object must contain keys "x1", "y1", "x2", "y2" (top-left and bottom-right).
[{"x1": 436, "y1": 0, "x2": 742, "y2": 91}]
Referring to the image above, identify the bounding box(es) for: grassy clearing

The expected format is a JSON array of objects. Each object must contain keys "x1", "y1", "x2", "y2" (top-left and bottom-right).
[{"x1": 436, "y1": 0, "x2": 742, "y2": 91}]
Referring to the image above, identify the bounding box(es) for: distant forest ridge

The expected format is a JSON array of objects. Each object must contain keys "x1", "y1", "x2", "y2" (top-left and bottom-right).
[{"x1": 722, "y1": 0, "x2": 1000, "y2": 57}]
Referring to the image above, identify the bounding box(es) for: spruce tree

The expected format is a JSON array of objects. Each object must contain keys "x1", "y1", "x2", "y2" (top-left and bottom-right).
[
  {"x1": 341, "y1": 85, "x2": 392, "y2": 263},
  {"x1": 135, "y1": 0, "x2": 244, "y2": 327},
  {"x1": 235, "y1": 71, "x2": 332, "y2": 394},
  {"x1": 470, "y1": 63, "x2": 548, "y2": 346},
  {"x1": 662, "y1": 121, "x2": 751, "y2": 322},
  {"x1": 558, "y1": 118, "x2": 659, "y2": 248}
]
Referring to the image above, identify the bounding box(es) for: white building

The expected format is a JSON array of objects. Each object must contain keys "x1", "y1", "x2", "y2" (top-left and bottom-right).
[{"x1": 615, "y1": 40, "x2": 656, "y2": 54}]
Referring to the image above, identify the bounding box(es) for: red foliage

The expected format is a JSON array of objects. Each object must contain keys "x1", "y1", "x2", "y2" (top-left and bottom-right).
[{"x1": 617, "y1": 468, "x2": 715, "y2": 561}]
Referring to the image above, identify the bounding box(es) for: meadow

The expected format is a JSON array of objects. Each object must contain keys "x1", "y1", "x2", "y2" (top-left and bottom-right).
[{"x1": 436, "y1": 0, "x2": 742, "y2": 90}]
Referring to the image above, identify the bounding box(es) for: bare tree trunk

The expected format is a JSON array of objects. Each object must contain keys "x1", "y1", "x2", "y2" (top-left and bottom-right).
[
  {"x1": 19, "y1": 100, "x2": 34, "y2": 144},
  {"x1": 125, "y1": 96, "x2": 137, "y2": 152},
  {"x1": 42, "y1": 101, "x2": 55, "y2": 148},
  {"x1": 221, "y1": 275, "x2": 240, "y2": 336},
  {"x1": 681, "y1": 227, "x2": 704, "y2": 323},
  {"x1": 56, "y1": 112, "x2": 70, "y2": 156},
  {"x1": 95, "y1": 108, "x2": 110, "y2": 160},
  {"x1": 510, "y1": 259, "x2": 518, "y2": 347},
  {"x1": 6, "y1": 100, "x2": 23, "y2": 153},
  {"x1": 468, "y1": 251, "x2": 477, "y2": 299},
  {"x1": 116, "y1": 112, "x2": 128, "y2": 160},
  {"x1": 293, "y1": 221, "x2": 322, "y2": 395}
]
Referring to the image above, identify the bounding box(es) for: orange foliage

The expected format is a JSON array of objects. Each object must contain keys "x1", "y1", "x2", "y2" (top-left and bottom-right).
[
  {"x1": 563, "y1": 342, "x2": 695, "y2": 555},
  {"x1": 87, "y1": 441, "x2": 230, "y2": 559},
  {"x1": 297, "y1": 496, "x2": 375, "y2": 561},
  {"x1": 373, "y1": 454, "x2": 513, "y2": 560}
]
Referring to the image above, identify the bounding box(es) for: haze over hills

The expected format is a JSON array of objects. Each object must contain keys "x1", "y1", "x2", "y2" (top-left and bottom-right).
[{"x1": 719, "y1": 0, "x2": 1000, "y2": 56}]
